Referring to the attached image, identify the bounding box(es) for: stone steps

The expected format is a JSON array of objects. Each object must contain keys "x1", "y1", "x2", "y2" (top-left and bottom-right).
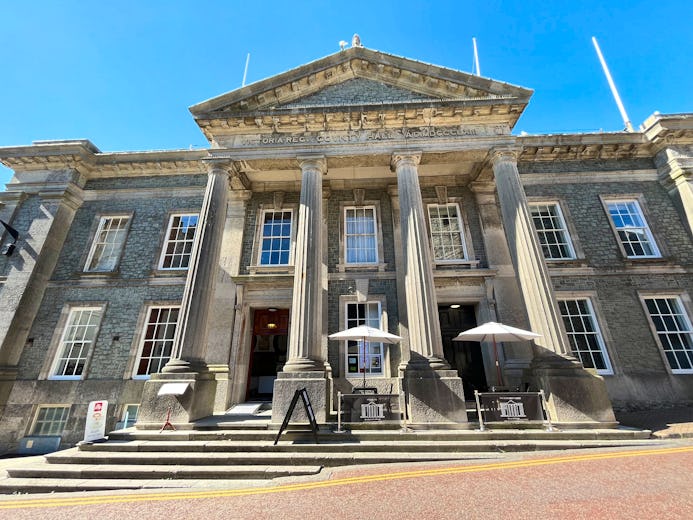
[
  {"x1": 0, "y1": 425, "x2": 660, "y2": 494},
  {"x1": 7, "y1": 461, "x2": 323, "y2": 480}
]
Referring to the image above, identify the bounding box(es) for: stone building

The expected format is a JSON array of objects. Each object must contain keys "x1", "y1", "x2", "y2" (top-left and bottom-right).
[{"x1": 0, "y1": 46, "x2": 692, "y2": 451}]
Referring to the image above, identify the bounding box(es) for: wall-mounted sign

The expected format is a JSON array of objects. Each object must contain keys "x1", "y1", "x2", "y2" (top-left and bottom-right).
[{"x1": 83, "y1": 400, "x2": 108, "y2": 442}]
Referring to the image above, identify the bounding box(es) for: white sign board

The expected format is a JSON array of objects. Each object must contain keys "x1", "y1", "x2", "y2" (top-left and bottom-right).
[{"x1": 84, "y1": 400, "x2": 108, "y2": 442}]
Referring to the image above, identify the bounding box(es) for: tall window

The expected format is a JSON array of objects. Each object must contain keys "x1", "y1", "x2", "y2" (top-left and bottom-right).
[
  {"x1": 84, "y1": 216, "x2": 130, "y2": 272},
  {"x1": 606, "y1": 200, "x2": 660, "y2": 258},
  {"x1": 643, "y1": 297, "x2": 693, "y2": 373},
  {"x1": 259, "y1": 210, "x2": 292, "y2": 265},
  {"x1": 50, "y1": 307, "x2": 103, "y2": 379},
  {"x1": 428, "y1": 204, "x2": 467, "y2": 262},
  {"x1": 345, "y1": 302, "x2": 383, "y2": 376},
  {"x1": 345, "y1": 207, "x2": 378, "y2": 264},
  {"x1": 530, "y1": 203, "x2": 575, "y2": 260},
  {"x1": 31, "y1": 406, "x2": 70, "y2": 436},
  {"x1": 558, "y1": 299, "x2": 612, "y2": 374},
  {"x1": 159, "y1": 214, "x2": 199, "y2": 270},
  {"x1": 134, "y1": 306, "x2": 180, "y2": 378}
]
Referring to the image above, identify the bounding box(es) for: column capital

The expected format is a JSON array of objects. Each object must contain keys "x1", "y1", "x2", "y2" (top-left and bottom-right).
[
  {"x1": 297, "y1": 155, "x2": 327, "y2": 173},
  {"x1": 390, "y1": 151, "x2": 422, "y2": 171},
  {"x1": 489, "y1": 147, "x2": 521, "y2": 168}
]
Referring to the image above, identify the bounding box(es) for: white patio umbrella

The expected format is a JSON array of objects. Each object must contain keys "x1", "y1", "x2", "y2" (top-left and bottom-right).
[
  {"x1": 453, "y1": 322, "x2": 541, "y2": 387},
  {"x1": 329, "y1": 325, "x2": 402, "y2": 389}
]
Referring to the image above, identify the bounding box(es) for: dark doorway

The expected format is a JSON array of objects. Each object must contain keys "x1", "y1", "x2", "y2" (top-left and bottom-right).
[
  {"x1": 246, "y1": 308, "x2": 289, "y2": 401},
  {"x1": 438, "y1": 305, "x2": 488, "y2": 396}
]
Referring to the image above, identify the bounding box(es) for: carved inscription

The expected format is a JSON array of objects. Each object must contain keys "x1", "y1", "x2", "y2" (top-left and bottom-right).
[{"x1": 234, "y1": 125, "x2": 508, "y2": 147}]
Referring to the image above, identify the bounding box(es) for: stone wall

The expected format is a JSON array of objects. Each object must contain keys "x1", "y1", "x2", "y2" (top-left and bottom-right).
[
  {"x1": 524, "y1": 177, "x2": 693, "y2": 410},
  {"x1": 0, "y1": 183, "x2": 203, "y2": 452}
]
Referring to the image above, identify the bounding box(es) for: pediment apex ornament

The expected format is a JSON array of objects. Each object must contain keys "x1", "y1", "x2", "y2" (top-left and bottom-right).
[{"x1": 390, "y1": 151, "x2": 422, "y2": 171}]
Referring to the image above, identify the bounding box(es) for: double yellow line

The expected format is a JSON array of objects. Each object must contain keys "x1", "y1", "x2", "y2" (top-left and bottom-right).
[{"x1": 2, "y1": 445, "x2": 691, "y2": 509}]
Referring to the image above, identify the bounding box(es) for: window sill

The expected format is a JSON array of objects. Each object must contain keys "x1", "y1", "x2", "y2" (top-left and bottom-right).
[
  {"x1": 434, "y1": 260, "x2": 480, "y2": 269},
  {"x1": 247, "y1": 265, "x2": 295, "y2": 276},
  {"x1": 545, "y1": 259, "x2": 588, "y2": 268},
  {"x1": 337, "y1": 262, "x2": 387, "y2": 273}
]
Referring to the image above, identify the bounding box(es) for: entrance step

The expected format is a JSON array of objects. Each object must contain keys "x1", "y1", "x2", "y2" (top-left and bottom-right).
[
  {"x1": 0, "y1": 425, "x2": 660, "y2": 494},
  {"x1": 225, "y1": 402, "x2": 265, "y2": 415}
]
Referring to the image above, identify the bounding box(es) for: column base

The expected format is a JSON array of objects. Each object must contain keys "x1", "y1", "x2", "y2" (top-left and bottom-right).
[
  {"x1": 527, "y1": 354, "x2": 617, "y2": 425},
  {"x1": 271, "y1": 371, "x2": 328, "y2": 425},
  {"x1": 136, "y1": 370, "x2": 217, "y2": 428},
  {"x1": 207, "y1": 364, "x2": 231, "y2": 414},
  {"x1": 403, "y1": 368, "x2": 468, "y2": 425}
]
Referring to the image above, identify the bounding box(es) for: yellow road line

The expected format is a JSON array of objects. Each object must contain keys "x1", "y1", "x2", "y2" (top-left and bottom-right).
[{"x1": 2, "y1": 445, "x2": 691, "y2": 510}]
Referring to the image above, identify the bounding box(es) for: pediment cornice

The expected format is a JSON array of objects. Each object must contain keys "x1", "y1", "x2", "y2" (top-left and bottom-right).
[{"x1": 190, "y1": 47, "x2": 532, "y2": 141}]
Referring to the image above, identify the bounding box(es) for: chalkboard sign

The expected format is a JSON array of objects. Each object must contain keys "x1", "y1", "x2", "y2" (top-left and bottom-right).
[{"x1": 274, "y1": 388, "x2": 319, "y2": 445}]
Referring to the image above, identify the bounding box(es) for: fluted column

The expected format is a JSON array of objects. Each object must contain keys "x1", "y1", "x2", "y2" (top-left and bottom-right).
[
  {"x1": 391, "y1": 152, "x2": 448, "y2": 369},
  {"x1": 283, "y1": 156, "x2": 326, "y2": 372},
  {"x1": 163, "y1": 166, "x2": 231, "y2": 373},
  {"x1": 490, "y1": 148, "x2": 571, "y2": 358}
]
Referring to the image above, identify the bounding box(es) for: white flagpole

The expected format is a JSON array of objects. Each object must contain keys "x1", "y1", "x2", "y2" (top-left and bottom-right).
[{"x1": 592, "y1": 37, "x2": 634, "y2": 132}]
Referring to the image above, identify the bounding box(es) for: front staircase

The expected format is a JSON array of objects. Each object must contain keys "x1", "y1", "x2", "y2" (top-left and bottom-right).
[{"x1": 0, "y1": 414, "x2": 658, "y2": 494}]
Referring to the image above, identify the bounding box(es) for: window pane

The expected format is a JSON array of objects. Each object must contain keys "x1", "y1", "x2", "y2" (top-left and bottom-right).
[
  {"x1": 259, "y1": 211, "x2": 292, "y2": 265},
  {"x1": 52, "y1": 308, "x2": 102, "y2": 378},
  {"x1": 606, "y1": 201, "x2": 660, "y2": 258},
  {"x1": 559, "y1": 298, "x2": 611, "y2": 373},
  {"x1": 85, "y1": 217, "x2": 129, "y2": 272},
  {"x1": 428, "y1": 204, "x2": 467, "y2": 262},
  {"x1": 529, "y1": 203, "x2": 575, "y2": 260},
  {"x1": 345, "y1": 208, "x2": 377, "y2": 264},
  {"x1": 644, "y1": 297, "x2": 693, "y2": 372},
  {"x1": 135, "y1": 307, "x2": 180, "y2": 377},
  {"x1": 159, "y1": 214, "x2": 198, "y2": 270},
  {"x1": 32, "y1": 406, "x2": 70, "y2": 436},
  {"x1": 344, "y1": 302, "x2": 384, "y2": 375}
]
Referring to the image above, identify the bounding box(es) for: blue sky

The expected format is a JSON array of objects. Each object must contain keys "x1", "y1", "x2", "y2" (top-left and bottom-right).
[{"x1": 1, "y1": 0, "x2": 691, "y2": 188}]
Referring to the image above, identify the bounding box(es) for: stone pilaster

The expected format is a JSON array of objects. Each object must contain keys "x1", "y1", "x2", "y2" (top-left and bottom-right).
[
  {"x1": 0, "y1": 184, "x2": 83, "y2": 411},
  {"x1": 138, "y1": 165, "x2": 232, "y2": 426},
  {"x1": 490, "y1": 147, "x2": 616, "y2": 425},
  {"x1": 272, "y1": 156, "x2": 329, "y2": 424},
  {"x1": 391, "y1": 152, "x2": 466, "y2": 426},
  {"x1": 655, "y1": 147, "x2": 693, "y2": 240}
]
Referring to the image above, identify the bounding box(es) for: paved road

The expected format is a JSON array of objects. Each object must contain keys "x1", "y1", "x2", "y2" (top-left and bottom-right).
[{"x1": 2, "y1": 443, "x2": 692, "y2": 519}]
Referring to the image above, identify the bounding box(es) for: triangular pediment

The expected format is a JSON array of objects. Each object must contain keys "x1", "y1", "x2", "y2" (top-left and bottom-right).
[
  {"x1": 190, "y1": 47, "x2": 532, "y2": 117},
  {"x1": 277, "y1": 77, "x2": 434, "y2": 108}
]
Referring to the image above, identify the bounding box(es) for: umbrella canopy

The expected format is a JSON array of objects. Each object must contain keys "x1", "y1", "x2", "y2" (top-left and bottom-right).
[
  {"x1": 453, "y1": 321, "x2": 541, "y2": 388},
  {"x1": 328, "y1": 325, "x2": 402, "y2": 344},
  {"x1": 453, "y1": 321, "x2": 541, "y2": 343},
  {"x1": 329, "y1": 325, "x2": 402, "y2": 389}
]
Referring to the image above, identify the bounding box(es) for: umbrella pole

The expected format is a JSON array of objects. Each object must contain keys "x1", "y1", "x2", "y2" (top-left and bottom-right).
[
  {"x1": 362, "y1": 337, "x2": 366, "y2": 389},
  {"x1": 493, "y1": 337, "x2": 504, "y2": 387}
]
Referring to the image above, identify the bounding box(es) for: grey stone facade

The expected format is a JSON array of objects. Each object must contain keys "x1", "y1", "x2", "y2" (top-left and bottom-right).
[{"x1": 0, "y1": 46, "x2": 691, "y2": 452}]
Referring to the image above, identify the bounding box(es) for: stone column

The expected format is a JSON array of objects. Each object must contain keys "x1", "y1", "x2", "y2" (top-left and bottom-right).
[
  {"x1": 391, "y1": 152, "x2": 466, "y2": 425},
  {"x1": 391, "y1": 153, "x2": 447, "y2": 368},
  {"x1": 205, "y1": 188, "x2": 252, "y2": 412},
  {"x1": 138, "y1": 165, "x2": 232, "y2": 425},
  {"x1": 490, "y1": 147, "x2": 616, "y2": 424},
  {"x1": 272, "y1": 156, "x2": 329, "y2": 424},
  {"x1": 471, "y1": 181, "x2": 533, "y2": 387}
]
